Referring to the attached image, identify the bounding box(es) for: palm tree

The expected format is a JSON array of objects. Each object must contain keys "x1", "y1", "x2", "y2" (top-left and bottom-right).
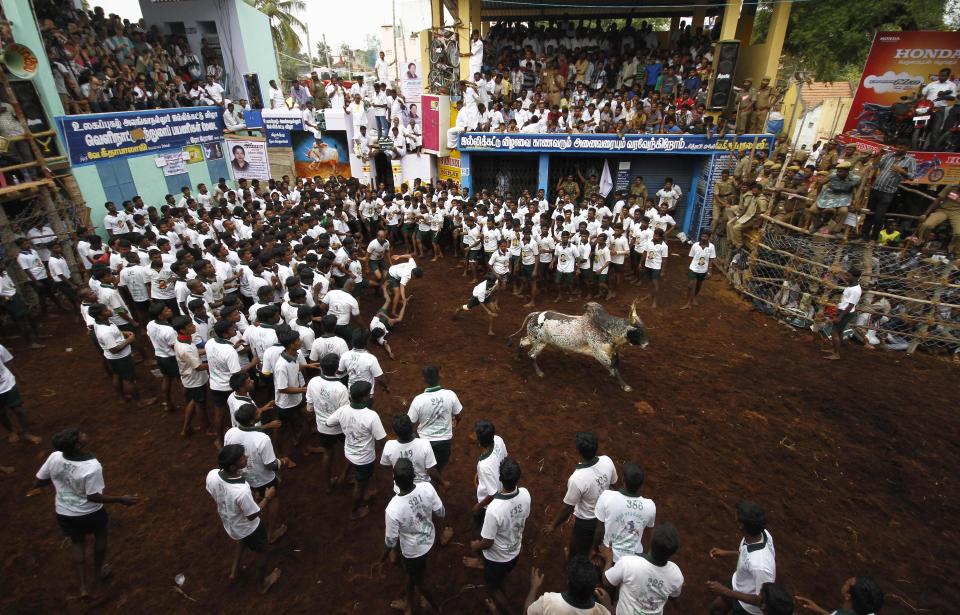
[{"x1": 245, "y1": 0, "x2": 308, "y2": 53}]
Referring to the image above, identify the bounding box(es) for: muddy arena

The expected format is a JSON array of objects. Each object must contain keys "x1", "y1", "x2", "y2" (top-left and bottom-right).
[{"x1": 1, "y1": 254, "x2": 957, "y2": 615}]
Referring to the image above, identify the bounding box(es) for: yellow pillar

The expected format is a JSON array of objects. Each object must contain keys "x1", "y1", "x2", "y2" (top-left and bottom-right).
[
  {"x1": 719, "y1": 0, "x2": 741, "y2": 41},
  {"x1": 691, "y1": 7, "x2": 707, "y2": 29},
  {"x1": 457, "y1": 0, "x2": 474, "y2": 81},
  {"x1": 760, "y1": 0, "x2": 792, "y2": 80},
  {"x1": 735, "y1": 12, "x2": 754, "y2": 43},
  {"x1": 431, "y1": 0, "x2": 443, "y2": 28},
  {"x1": 470, "y1": 0, "x2": 482, "y2": 32}
]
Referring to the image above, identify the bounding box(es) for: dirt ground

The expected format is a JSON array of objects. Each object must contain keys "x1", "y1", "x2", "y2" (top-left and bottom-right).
[{"x1": 1, "y1": 249, "x2": 958, "y2": 615}]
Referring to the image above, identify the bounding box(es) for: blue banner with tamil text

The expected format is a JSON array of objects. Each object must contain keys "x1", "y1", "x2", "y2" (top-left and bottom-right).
[{"x1": 55, "y1": 107, "x2": 225, "y2": 167}]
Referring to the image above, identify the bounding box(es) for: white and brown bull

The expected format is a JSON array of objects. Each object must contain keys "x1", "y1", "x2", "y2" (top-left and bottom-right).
[{"x1": 508, "y1": 302, "x2": 649, "y2": 392}]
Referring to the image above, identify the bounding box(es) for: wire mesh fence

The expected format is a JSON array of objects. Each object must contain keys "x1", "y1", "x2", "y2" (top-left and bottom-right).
[{"x1": 717, "y1": 216, "x2": 960, "y2": 359}]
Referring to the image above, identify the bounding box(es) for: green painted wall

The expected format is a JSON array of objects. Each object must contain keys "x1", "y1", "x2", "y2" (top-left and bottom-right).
[
  {"x1": 235, "y1": 0, "x2": 279, "y2": 102},
  {"x1": 1, "y1": 0, "x2": 65, "y2": 131}
]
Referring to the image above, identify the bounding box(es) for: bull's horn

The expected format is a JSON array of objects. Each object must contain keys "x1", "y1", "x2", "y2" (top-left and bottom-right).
[{"x1": 629, "y1": 300, "x2": 639, "y2": 324}]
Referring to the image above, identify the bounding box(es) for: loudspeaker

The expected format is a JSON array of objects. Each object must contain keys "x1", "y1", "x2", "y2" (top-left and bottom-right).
[
  {"x1": 1, "y1": 44, "x2": 39, "y2": 80},
  {"x1": 707, "y1": 40, "x2": 740, "y2": 110}
]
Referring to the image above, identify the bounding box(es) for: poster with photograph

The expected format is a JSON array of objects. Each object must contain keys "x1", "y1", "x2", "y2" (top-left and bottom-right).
[
  {"x1": 203, "y1": 142, "x2": 224, "y2": 160},
  {"x1": 293, "y1": 130, "x2": 351, "y2": 179},
  {"x1": 225, "y1": 137, "x2": 270, "y2": 181},
  {"x1": 401, "y1": 59, "x2": 422, "y2": 100},
  {"x1": 184, "y1": 144, "x2": 204, "y2": 164}
]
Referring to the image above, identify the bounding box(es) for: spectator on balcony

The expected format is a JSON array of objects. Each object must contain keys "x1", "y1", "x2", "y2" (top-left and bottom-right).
[
  {"x1": 223, "y1": 102, "x2": 246, "y2": 133},
  {"x1": 268, "y1": 79, "x2": 286, "y2": 110},
  {"x1": 290, "y1": 81, "x2": 311, "y2": 109}
]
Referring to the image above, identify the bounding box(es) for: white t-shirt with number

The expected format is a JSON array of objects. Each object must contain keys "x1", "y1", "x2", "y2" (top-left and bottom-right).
[
  {"x1": 688, "y1": 242, "x2": 716, "y2": 274},
  {"x1": 384, "y1": 482, "x2": 443, "y2": 558},
  {"x1": 325, "y1": 404, "x2": 387, "y2": 465},
  {"x1": 476, "y1": 435, "x2": 508, "y2": 502},
  {"x1": 380, "y1": 438, "x2": 437, "y2": 491},
  {"x1": 309, "y1": 335, "x2": 349, "y2": 363},
  {"x1": 338, "y1": 348, "x2": 384, "y2": 393},
  {"x1": 605, "y1": 554, "x2": 683, "y2": 615},
  {"x1": 481, "y1": 487, "x2": 531, "y2": 562},
  {"x1": 563, "y1": 455, "x2": 618, "y2": 520},
  {"x1": 36, "y1": 451, "x2": 105, "y2": 516},
  {"x1": 223, "y1": 427, "x2": 278, "y2": 488},
  {"x1": 408, "y1": 387, "x2": 463, "y2": 441},
  {"x1": 595, "y1": 490, "x2": 656, "y2": 561},
  {"x1": 305, "y1": 375, "x2": 349, "y2": 435},
  {"x1": 205, "y1": 469, "x2": 261, "y2": 540},
  {"x1": 323, "y1": 289, "x2": 359, "y2": 326}
]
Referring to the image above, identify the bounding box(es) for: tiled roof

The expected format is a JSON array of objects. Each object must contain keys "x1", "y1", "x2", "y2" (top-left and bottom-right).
[{"x1": 799, "y1": 82, "x2": 854, "y2": 108}]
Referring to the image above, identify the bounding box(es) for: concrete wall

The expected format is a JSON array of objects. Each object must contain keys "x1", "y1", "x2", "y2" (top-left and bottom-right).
[{"x1": 138, "y1": 0, "x2": 278, "y2": 104}]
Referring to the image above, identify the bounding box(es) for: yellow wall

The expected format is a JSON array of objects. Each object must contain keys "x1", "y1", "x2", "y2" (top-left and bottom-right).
[{"x1": 781, "y1": 83, "x2": 801, "y2": 138}]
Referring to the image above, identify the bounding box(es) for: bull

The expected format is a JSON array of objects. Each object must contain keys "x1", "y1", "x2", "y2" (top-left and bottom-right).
[{"x1": 507, "y1": 301, "x2": 649, "y2": 392}]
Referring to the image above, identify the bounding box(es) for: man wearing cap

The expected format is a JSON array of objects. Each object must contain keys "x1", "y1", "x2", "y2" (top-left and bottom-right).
[
  {"x1": 735, "y1": 78, "x2": 756, "y2": 133},
  {"x1": 816, "y1": 140, "x2": 839, "y2": 171},
  {"x1": 862, "y1": 144, "x2": 916, "y2": 241},
  {"x1": 812, "y1": 161, "x2": 860, "y2": 234},
  {"x1": 727, "y1": 183, "x2": 768, "y2": 248},
  {"x1": 748, "y1": 77, "x2": 774, "y2": 133},
  {"x1": 711, "y1": 169, "x2": 736, "y2": 233}
]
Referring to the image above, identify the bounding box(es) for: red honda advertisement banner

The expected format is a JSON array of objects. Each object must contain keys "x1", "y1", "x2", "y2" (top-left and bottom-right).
[
  {"x1": 838, "y1": 133, "x2": 960, "y2": 185},
  {"x1": 844, "y1": 31, "x2": 960, "y2": 134}
]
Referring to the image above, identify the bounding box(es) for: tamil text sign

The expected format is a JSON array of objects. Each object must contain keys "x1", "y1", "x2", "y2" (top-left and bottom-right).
[
  {"x1": 55, "y1": 107, "x2": 224, "y2": 166},
  {"x1": 458, "y1": 133, "x2": 774, "y2": 154}
]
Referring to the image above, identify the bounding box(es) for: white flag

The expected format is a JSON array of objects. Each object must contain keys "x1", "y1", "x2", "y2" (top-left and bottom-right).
[{"x1": 599, "y1": 158, "x2": 614, "y2": 197}]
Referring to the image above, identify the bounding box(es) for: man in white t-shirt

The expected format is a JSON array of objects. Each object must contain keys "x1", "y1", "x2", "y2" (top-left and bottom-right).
[
  {"x1": 377, "y1": 458, "x2": 444, "y2": 614},
  {"x1": 322, "y1": 285, "x2": 359, "y2": 343},
  {"x1": 304, "y1": 354, "x2": 349, "y2": 492},
  {"x1": 172, "y1": 316, "x2": 210, "y2": 436},
  {"x1": 595, "y1": 462, "x2": 656, "y2": 563},
  {"x1": 451, "y1": 274, "x2": 500, "y2": 336},
  {"x1": 466, "y1": 457, "x2": 530, "y2": 615},
  {"x1": 706, "y1": 500, "x2": 776, "y2": 615},
  {"x1": 406, "y1": 364, "x2": 463, "y2": 484},
  {"x1": 0, "y1": 343, "x2": 40, "y2": 444},
  {"x1": 526, "y1": 556, "x2": 614, "y2": 615},
  {"x1": 224, "y1": 404, "x2": 286, "y2": 544},
  {"x1": 603, "y1": 523, "x2": 683, "y2": 615},
  {"x1": 385, "y1": 254, "x2": 422, "y2": 317},
  {"x1": 642, "y1": 228, "x2": 669, "y2": 308},
  {"x1": 32, "y1": 428, "x2": 138, "y2": 599},
  {"x1": 205, "y1": 444, "x2": 281, "y2": 593},
  {"x1": 338, "y1": 329, "x2": 387, "y2": 395},
  {"x1": 548, "y1": 431, "x2": 618, "y2": 558},
  {"x1": 682, "y1": 230, "x2": 717, "y2": 310},
  {"x1": 324, "y1": 381, "x2": 386, "y2": 519},
  {"x1": 826, "y1": 268, "x2": 862, "y2": 361},
  {"x1": 207, "y1": 320, "x2": 260, "y2": 446}
]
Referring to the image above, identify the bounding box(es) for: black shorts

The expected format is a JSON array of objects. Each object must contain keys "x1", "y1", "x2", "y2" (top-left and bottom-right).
[
  {"x1": 610, "y1": 262, "x2": 624, "y2": 272},
  {"x1": 687, "y1": 270, "x2": 707, "y2": 281},
  {"x1": 156, "y1": 356, "x2": 179, "y2": 377},
  {"x1": 241, "y1": 521, "x2": 267, "y2": 552},
  {"x1": 278, "y1": 401, "x2": 304, "y2": 426},
  {"x1": 1, "y1": 294, "x2": 29, "y2": 319},
  {"x1": 159, "y1": 297, "x2": 181, "y2": 316},
  {"x1": 353, "y1": 460, "x2": 376, "y2": 482},
  {"x1": 32, "y1": 278, "x2": 54, "y2": 297},
  {"x1": 211, "y1": 388, "x2": 232, "y2": 407},
  {"x1": 403, "y1": 551, "x2": 430, "y2": 580},
  {"x1": 54, "y1": 280, "x2": 77, "y2": 301},
  {"x1": 0, "y1": 385, "x2": 24, "y2": 408},
  {"x1": 184, "y1": 385, "x2": 206, "y2": 403},
  {"x1": 387, "y1": 275, "x2": 402, "y2": 289},
  {"x1": 467, "y1": 249, "x2": 482, "y2": 262},
  {"x1": 429, "y1": 440, "x2": 452, "y2": 469},
  {"x1": 573, "y1": 516, "x2": 597, "y2": 545},
  {"x1": 108, "y1": 355, "x2": 136, "y2": 381},
  {"x1": 483, "y1": 555, "x2": 518, "y2": 588},
  {"x1": 466, "y1": 296, "x2": 492, "y2": 309},
  {"x1": 251, "y1": 476, "x2": 280, "y2": 497},
  {"x1": 645, "y1": 267, "x2": 662, "y2": 280},
  {"x1": 837, "y1": 309, "x2": 857, "y2": 331},
  {"x1": 57, "y1": 508, "x2": 108, "y2": 538},
  {"x1": 317, "y1": 431, "x2": 345, "y2": 448},
  {"x1": 133, "y1": 299, "x2": 150, "y2": 314}
]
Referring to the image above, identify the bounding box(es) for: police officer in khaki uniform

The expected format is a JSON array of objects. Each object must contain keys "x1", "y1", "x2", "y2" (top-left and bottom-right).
[
  {"x1": 918, "y1": 183, "x2": 960, "y2": 254},
  {"x1": 816, "y1": 140, "x2": 839, "y2": 170},
  {"x1": 727, "y1": 182, "x2": 769, "y2": 247},
  {"x1": 578, "y1": 169, "x2": 601, "y2": 200},
  {"x1": 557, "y1": 173, "x2": 581, "y2": 201},
  {"x1": 712, "y1": 169, "x2": 736, "y2": 233},
  {"x1": 749, "y1": 77, "x2": 774, "y2": 133},
  {"x1": 629, "y1": 176, "x2": 648, "y2": 203},
  {"x1": 735, "y1": 78, "x2": 756, "y2": 133},
  {"x1": 742, "y1": 149, "x2": 767, "y2": 184},
  {"x1": 733, "y1": 150, "x2": 751, "y2": 181}
]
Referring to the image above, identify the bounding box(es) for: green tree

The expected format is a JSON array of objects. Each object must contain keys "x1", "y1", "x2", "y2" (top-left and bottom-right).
[
  {"x1": 244, "y1": 0, "x2": 308, "y2": 54},
  {"x1": 316, "y1": 40, "x2": 333, "y2": 66},
  {"x1": 758, "y1": 0, "x2": 948, "y2": 81}
]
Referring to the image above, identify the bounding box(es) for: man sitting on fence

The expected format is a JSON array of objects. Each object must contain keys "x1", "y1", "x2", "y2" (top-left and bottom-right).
[
  {"x1": 727, "y1": 183, "x2": 769, "y2": 249},
  {"x1": 808, "y1": 161, "x2": 860, "y2": 236}
]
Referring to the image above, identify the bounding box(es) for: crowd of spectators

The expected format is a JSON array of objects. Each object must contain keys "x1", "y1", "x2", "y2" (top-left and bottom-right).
[
  {"x1": 455, "y1": 19, "x2": 776, "y2": 137},
  {"x1": 34, "y1": 2, "x2": 230, "y2": 114}
]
